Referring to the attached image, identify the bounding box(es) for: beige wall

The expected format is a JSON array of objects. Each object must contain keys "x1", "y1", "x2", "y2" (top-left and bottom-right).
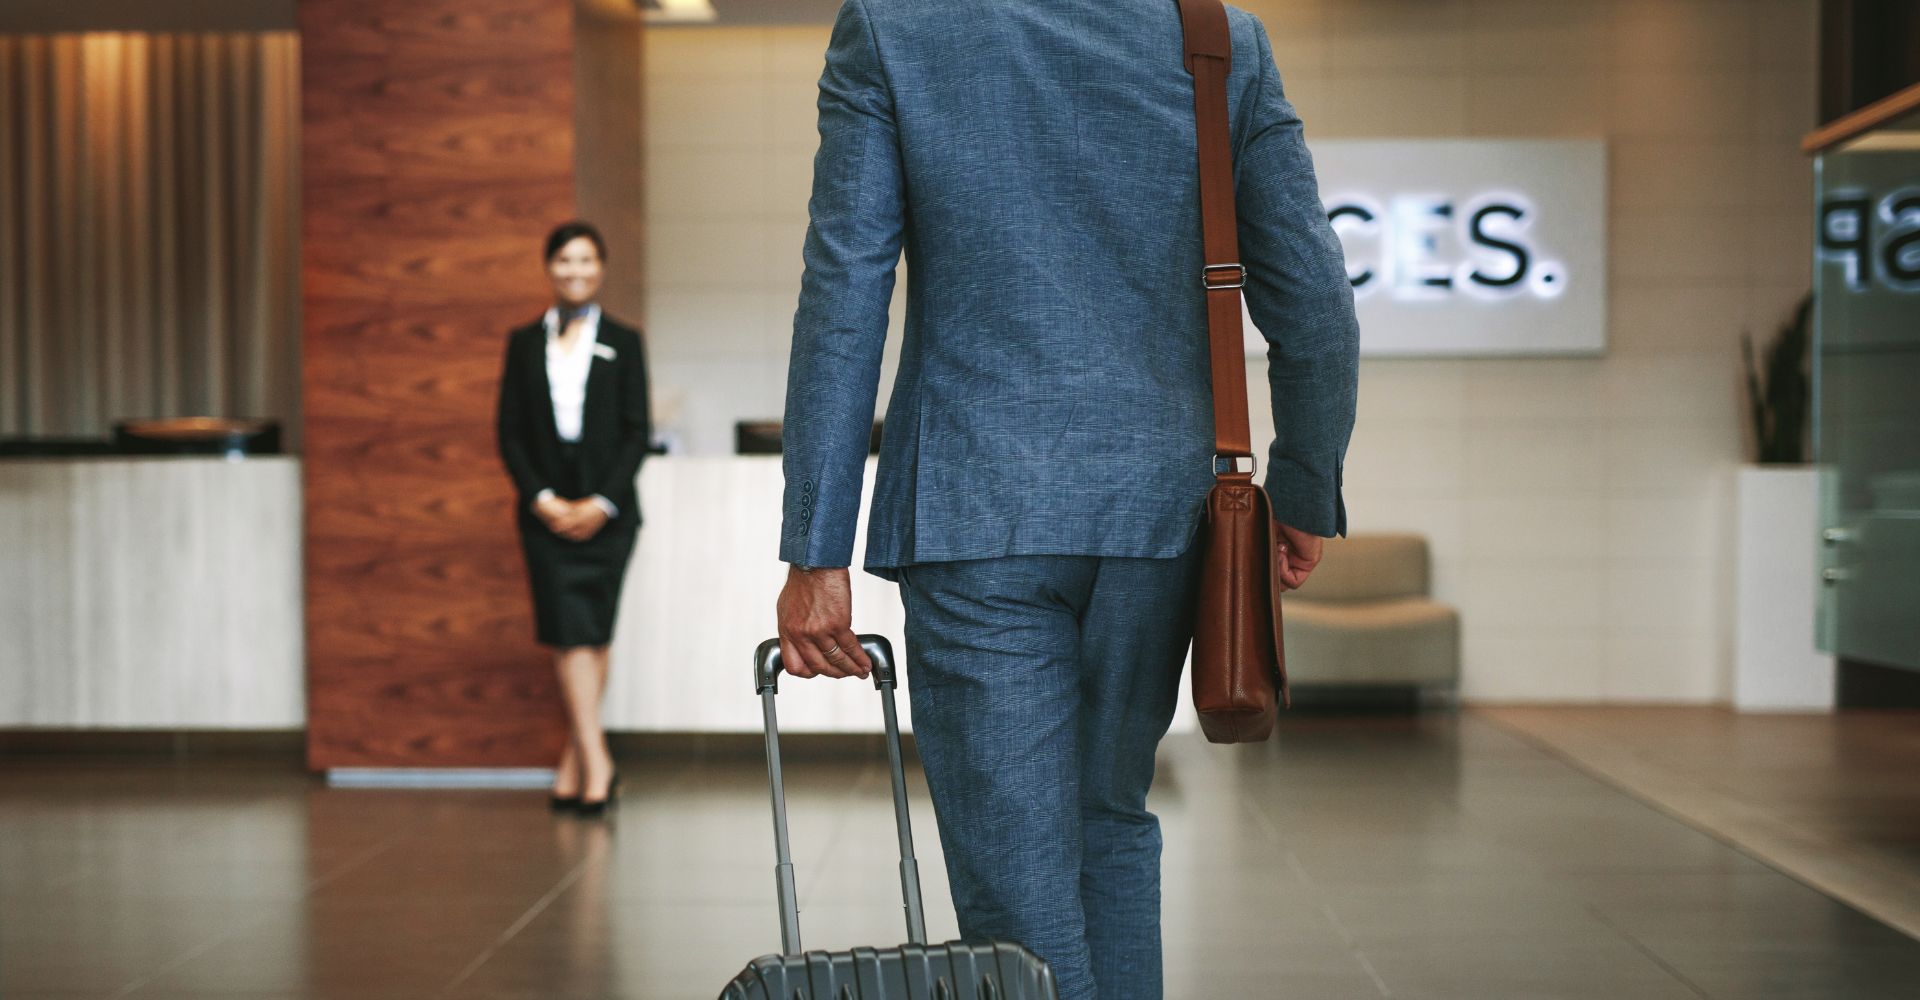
[
  {"x1": 641, "y1": 0, "x2": 1818, "y2": 703},
  {"x1": 642, "y1": 24, "x2": 870, "y2": 451},
  {"x1": 577, "y1": 0, "x2": 648, "y2": 326}
]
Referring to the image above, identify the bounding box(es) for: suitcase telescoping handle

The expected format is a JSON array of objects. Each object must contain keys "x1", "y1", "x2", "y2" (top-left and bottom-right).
[{"x1": 754, "y1": 635, "x2": 927, "y2": 957}]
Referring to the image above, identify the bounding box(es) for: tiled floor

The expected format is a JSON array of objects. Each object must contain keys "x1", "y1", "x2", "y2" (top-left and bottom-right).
[
  {"x1": 4, "y1": 713, "x2": 1918, "y2": 999},
  {"x1": 1479, "y1": 705, "x2": 1920, "y2": 942}
]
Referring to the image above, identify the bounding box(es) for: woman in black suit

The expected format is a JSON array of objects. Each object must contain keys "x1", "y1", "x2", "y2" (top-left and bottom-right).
[{"x1": 496, "y1": 221, "x2": 650, "y2": 817}]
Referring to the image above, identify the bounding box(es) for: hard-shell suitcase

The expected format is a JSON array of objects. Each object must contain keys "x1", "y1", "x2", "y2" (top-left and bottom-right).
[{"x1": 720, "y1": 635, "x2": 1059, "y2": 1000}]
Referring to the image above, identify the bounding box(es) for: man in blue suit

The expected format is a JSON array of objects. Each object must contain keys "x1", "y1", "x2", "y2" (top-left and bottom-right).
[{"x1": 774, "y1": 1, "x2": 1357, "y2": 996}]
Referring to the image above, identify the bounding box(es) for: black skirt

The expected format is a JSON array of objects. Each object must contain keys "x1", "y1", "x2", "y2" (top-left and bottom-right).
[{"x1": 517, "y1": 445, "x2": 639, "y2": 648}]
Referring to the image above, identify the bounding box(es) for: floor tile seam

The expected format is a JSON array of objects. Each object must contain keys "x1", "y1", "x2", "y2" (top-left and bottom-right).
[
  {"x1": 1380, "y1": 715, "x2": 1738, "y2": 912},
  {"x1": 304, "y1": 838, "x2": 401, "y2": 893},
  {"x1": 1320, "y1": 763, "x2": 1728, "y2": 990},
  {"x1": 1470, "y1": 708, "x2": 1920, "y2": 945},
  {"x1": 103, "y1": 908, "x2": 262, "y2": 1000},
  {"x1": 1295, "y1": 844, "x2": 1596, "y2": 994},
  {"x1": 1311, "y1": 894, "x2": 1395, "y2": 999},
  {"x1": 1255, "y1": 798, "x2": 1480, "y2": 915},
  {"x1": 1580, "y1": 903, "x2": 1715, "y2": 999},
  {"x1": 1671, "y1": 792, "x2": 1895, "y2": 854},
  {"x1": 656, "y1": 754, "x2": 713, "y2": 793},
  {"x1": 1349, "y1": 946, "x2": 1394, "y2": 999},
  {"x1": 1237, "y1": 782, "x2": 1289, "y2": 846},
  {"x1": 95, "y1": 830, "x2": 401, "y2": 997},
  {"x1": 1357, "y1": 715, "x2": 1577, "y2": 879},
  {"x1": 1475, "y1": 711, "x2": 1870, "y2": 842},
  {"x1": 1691, "y1": 825, "x2": 1920, "y2": 920},
  {"x1": 1472, "y1": 710, "x2": 1781, "y2": 828},
  {"x1": 1463, "y1": 711, "x2": 1740, "y2": 822},
  {"x1": 794, "y1": 759, "x2": 889, "y2": 908},
  {"x1": 1282, "y1": 849, "x2": 1393, "y2": 998},
  {"x1": 1562, "y1": 734, "x2": 1799, "y2": 805},
  {"x1": 437, "y1": 852, "x2": 596, "y2": 996}
]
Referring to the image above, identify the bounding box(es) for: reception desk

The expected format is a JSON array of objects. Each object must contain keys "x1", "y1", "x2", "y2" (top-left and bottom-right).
[
  {"x1": 0, "y1": 457, "x2": 304, "y2": 727},
  {"x1": 1, "y1": 456, "x2": 1197, "y2": 734},
  {"x1": 606, "y1": 457, "x2": 913, "y2": 732},
  {"x1": 613, "y1": 459, "x2": 1196, "y2": 733}
]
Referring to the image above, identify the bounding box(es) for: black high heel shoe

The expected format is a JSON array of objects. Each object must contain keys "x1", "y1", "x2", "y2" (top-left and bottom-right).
[
  {"x1": 549, "y1": 793, "x2": 581, "y2": 812},
  {"x1": 575, "y1": 769, "x2": 620, "y2": 818}
]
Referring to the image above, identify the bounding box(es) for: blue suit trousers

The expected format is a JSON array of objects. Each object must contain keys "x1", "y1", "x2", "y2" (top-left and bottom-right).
[{"x1": 898, "y1": 543, "x2": 1203, "y2": 1000}]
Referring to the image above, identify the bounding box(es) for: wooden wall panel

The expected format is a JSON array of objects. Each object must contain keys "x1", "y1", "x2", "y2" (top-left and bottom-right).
[{"x1": 301, "y1": 0, "x2": 575, "y2": 768}]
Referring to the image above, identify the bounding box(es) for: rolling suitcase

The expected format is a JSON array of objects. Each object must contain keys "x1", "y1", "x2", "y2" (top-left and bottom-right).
[{"x1": 720, "y1": 635, "x2": 1059, "y2": 1000}]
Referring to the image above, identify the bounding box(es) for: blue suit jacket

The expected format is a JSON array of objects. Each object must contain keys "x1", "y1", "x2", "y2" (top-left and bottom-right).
[{"x1": 780, "y1": 0, "x2": 1358, "y2": 578}]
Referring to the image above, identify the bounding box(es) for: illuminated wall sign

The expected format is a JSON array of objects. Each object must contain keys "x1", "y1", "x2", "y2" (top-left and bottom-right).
[
  {"x1": 1819, "y1": 187, "x2": 1920, "y2": 292},
  {"x1": 1246, "y1": 139, "x2": 1608, "y2": 357}
]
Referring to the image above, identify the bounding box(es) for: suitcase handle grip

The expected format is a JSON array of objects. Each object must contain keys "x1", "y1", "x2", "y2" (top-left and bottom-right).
[
  {"x1": 754, "y1": 636, "x2": 897, "y2": 694},
  {"x1": 753, "y1": 635, "x2": 927, "y2": 957}
]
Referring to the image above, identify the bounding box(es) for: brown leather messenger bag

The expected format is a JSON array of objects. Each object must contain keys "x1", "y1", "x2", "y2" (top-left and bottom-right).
[{"x1": 1176, "y1": 0, "x2": 1289, "y2": 743}]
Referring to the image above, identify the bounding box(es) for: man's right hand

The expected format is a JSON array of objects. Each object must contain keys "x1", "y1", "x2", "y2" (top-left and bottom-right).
[
  {"x1": 1275, "y1": 522, "x2": 1326, "y2": 591},
  {"x1": 776, "y1": 565, "x2": 874, "y2": 681}
]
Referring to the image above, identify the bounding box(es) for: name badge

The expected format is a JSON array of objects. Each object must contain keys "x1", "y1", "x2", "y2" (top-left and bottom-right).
[{"x1": 592, "y1": 343, "x2": 618, "y2": 362}]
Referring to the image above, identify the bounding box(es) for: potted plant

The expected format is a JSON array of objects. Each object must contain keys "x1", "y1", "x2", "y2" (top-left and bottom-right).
[
  {"x1": 1733, "y1": 295, "x2": 1833, "y2": 711},
  {"x1": 1741, "y1": 296, "x2": 1811, "y2": 465}
]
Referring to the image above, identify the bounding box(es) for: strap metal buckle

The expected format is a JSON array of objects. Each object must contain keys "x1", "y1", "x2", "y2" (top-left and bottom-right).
[
  {"x1": 1202, "y1": 263, "x2": 1247, "y2": 290},
  {"x1": 1213, "y1": 453, "x2": 1257, "y2": 477}
]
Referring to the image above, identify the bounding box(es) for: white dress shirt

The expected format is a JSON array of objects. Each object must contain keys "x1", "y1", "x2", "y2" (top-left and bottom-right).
[
  {"x1": 545, "y1": 303, "x2": 599, "y2": 442},
  {"x1": 535, "y1": 303, "x2": 617, "y2": 519}
]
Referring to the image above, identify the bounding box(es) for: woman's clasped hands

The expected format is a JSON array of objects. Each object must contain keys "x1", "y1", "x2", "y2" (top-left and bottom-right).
[{"x1": 535, "y1": 493, "x2": 610, "y2": 542}]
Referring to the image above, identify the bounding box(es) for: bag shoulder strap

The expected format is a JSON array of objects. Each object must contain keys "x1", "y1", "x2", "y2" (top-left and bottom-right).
[{"x1": 1175, "y1": 0, "x2": 1254, "y2": 476}]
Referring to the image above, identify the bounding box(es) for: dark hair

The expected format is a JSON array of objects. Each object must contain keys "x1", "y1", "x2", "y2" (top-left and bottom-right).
[{"x1": 544, "y1": 221, "x2": 607, "y2": 263}]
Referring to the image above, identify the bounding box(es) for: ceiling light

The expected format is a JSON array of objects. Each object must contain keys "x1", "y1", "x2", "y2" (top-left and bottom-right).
[{"x1": 641, "y1": 0, "x2": 718, "y2": 24}]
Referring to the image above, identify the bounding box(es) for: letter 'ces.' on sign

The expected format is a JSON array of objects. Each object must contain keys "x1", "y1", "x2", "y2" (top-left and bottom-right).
[{"x1": 1244, "y1": 139, "x2": 1608, "y2": 358}]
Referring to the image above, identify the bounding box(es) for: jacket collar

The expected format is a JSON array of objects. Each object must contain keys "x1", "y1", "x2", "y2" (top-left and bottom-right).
[{"x1": 542, "y1": 302, "x2": 601, "y2": 340}]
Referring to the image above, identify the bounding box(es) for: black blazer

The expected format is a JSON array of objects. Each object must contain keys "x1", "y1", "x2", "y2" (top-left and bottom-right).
[{"x1": 495, "y1": 313, "x2": 652, "y2": 523}]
